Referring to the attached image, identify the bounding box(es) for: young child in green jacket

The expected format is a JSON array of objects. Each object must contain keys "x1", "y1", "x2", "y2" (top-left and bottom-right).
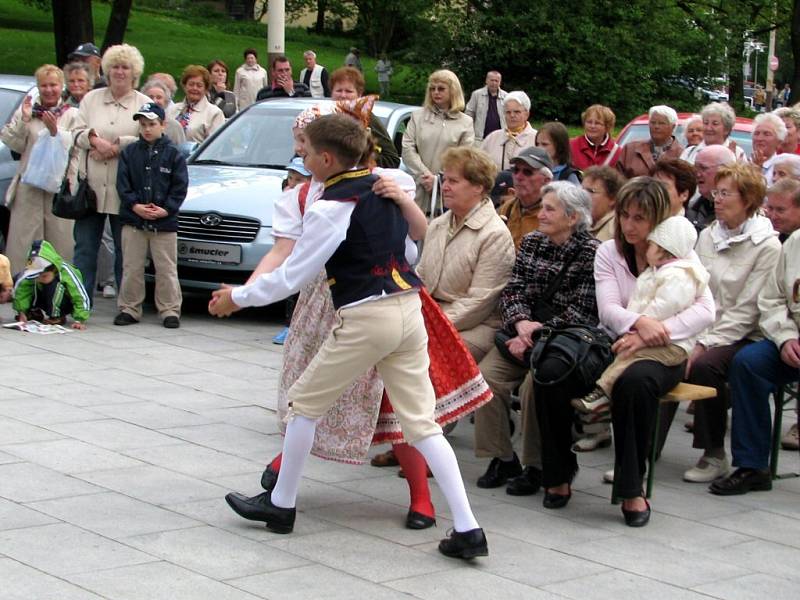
[{"x1": 13, "y1": 240, "x2": 90, "y2": 329}]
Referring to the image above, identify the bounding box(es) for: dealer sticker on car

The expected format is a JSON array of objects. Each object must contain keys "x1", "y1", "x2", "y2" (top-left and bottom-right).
[{"x1": 177, "y1": 240, "x2": 242, "y2": 265}]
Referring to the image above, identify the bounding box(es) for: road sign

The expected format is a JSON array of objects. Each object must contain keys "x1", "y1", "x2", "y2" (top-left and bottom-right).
[{"x1": 770, "y1": 56, "x2": 779, "y2": 71}]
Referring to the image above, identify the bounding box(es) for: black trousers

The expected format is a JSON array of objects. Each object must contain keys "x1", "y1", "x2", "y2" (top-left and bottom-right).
[
  {"x1": 27, "y1": 278, "x2": 73, "y2": 323},
  {"x1": 611, "y1": 360, "x2": 684, "y2": 499},
  {"x1": 534, "y1": 355, "x2": 593, "y2": 488}
]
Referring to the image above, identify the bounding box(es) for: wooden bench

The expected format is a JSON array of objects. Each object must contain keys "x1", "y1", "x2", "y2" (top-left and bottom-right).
[{"x1": 611, "y1": 382, "x2": 717, "y2": 504}]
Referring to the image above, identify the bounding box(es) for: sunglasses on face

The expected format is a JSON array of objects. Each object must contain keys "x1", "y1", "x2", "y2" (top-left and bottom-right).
[{"x1": 511, "y1": 165, "x2": 536, "y2": 177}]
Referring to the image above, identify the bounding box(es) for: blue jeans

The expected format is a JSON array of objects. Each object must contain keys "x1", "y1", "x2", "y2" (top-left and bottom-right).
[
  {"x1": 730, "y1": 340, "x2": 799, "y2": 470},
  {"x1": 73, "y1": 213, "x2": 122, "y2": 305}
]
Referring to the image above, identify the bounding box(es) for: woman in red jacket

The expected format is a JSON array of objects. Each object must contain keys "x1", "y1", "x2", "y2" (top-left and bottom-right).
[{"x1": 570, "y1": 104, "x2": 622, "y2": 171}]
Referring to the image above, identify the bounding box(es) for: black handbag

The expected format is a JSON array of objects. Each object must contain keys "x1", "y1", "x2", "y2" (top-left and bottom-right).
[
  {"x1": 529, "y1": 324, "x2": 614, "y2": 388},
  {"x1": 52, "y1": 145, "x2": 96, "y2": 220}
]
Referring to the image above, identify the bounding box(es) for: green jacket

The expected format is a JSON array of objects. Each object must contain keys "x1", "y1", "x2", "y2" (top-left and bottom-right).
[{"x1": 13, "y1": 240, "x2": 91, "y2": 323}]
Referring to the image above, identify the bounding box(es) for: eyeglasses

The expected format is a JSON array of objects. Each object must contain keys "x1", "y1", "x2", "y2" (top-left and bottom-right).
[
  {"x1": 711, "y1": 189, "x2": 739, "y2": 200},
  {"x1": 511, "y1": 165, "x2": 536, "y2": 177}
]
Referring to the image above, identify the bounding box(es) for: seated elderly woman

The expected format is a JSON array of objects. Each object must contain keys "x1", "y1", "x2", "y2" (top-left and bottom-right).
[
  {"x1": 481, "y1": 91, "x2": 537, "y2": 171},
  {"x1": 652, "y1": 157, "x2": 697, "y2": 216},
  {"x1": 617, "y1": 105, "x2": 684, "y2": 179},
  {"x1": 595, "y1": 177, "x2": 714, "y2": 526},
  {"x1": 771, "y1": 153, "x2": 800, "y2": 182},
  {"x1": 751, "y1": 113, "x2": 787, "y2": 183},
  {"x1": 774, "y1": 107, "x2": 800, "y2": 154},
  {"x1": 570, "y1": 104, "x2": 622, "y2": 170},
  {"x1": 416, "y1": 146, "x2": 516, "y2": 363},
  {"x1": 167, "y1": 65, "x2": 225, "y2": 144},
  {"x1": 710, "y1": 228, "x2": 800, "y2": 495},
  {"x1": 473, "y1": 182, "x2": 599, "y2": 496},
  {"x1": 682, "y1": 163, "x2": 782, "y2": 483},
  {"x1": 681, "y1": 102, "x2": 747, "y2": 164},
  {"x1": 583, "y1": 166, "x2": 625, "y2": 242}
]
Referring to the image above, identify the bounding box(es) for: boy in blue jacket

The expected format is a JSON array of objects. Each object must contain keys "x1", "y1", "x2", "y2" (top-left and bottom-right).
[{"x1": 115, "y1": 102, "x2": 188, "y2": 328}]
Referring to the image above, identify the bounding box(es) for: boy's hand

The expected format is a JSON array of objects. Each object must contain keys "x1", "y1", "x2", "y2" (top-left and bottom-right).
[
  {"x1": 133, "y1": 204, "x2": 154, "y2": 219},
  {"x1": 71, "y1": 321, "x2": 87, "y2": 330},
  {"x1": 209, "y1": 284, "x2": 242, "y2": 317},
  {"x1": 148, "y1": 205, "x2": 168, "y2": 219},
  {"x1": 17, "y1": 312, "x2": 28, "y2": 323}
]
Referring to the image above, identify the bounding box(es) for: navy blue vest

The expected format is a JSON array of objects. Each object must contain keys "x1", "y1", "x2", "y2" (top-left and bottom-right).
[{"x1": 321, "y1": 170, "x2": 422, "y2": 309}]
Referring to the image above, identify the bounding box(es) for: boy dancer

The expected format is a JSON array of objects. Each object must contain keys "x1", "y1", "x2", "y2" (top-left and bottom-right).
[{"x1": 210, "y1": 114, "x2": 487, "y2": 559}]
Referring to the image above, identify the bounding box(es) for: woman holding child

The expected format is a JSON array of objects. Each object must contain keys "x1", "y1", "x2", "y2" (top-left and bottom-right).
[{"x1": 593, "y1": 177, "x2": 715, "y2": 526}]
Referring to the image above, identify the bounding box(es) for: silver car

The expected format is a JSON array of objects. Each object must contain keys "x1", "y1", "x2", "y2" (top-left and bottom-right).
[{"x1": 166, "y1": 98, "x2": 417, "y2": 292}]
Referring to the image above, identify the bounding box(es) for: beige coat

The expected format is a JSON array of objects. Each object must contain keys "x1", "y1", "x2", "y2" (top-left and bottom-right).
[
  {"x1": 0, "y1": 104, "x2": 82, "y2": 271},
  {"x1": 234, "y1": 64, "x2": 269, "y2": 110},
  {"x1": 480, "y1": 124, "x2": 538, "y2": 171},
  {"x1": 591, "y1": 211, "x2": 616, "y2": 242},
  {"x1": 167, "y1": 96, "x2": 225, "y2": 144},
  {"x1": 696, "y1": 215, "x2": 782, "y2": 348},
  {"x1": 73, "y1": 87, "x2": 151, "y2": 214},
  {"x1": 417, "y1": 198, "x2": 515, "y2": 360},
  {"x1": 465, "y1": 86, "x2": 507, "y2": 142},
  {"x1": 758, "y1": 228, "x2": 800, "y2": 348},
  {"x1": 401, "y1": 107, "x2": 474, "y2": 213}
]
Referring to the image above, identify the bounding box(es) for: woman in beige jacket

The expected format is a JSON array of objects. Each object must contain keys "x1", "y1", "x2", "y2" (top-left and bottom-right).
[
  {"x1": 481, "y1": 91, "x2": 537, "y2": 171},
  {"x1": 167, "y1": 65, "x2": 225, "y2": 144},
  {"x1": 402, "y1": 70, "x2": 474, "y2": 213},
  {"x1": 72, "y1": 44, "x2": 151, "y2": 301},
  {"x1": 1, "y1": 64, "x2": 81, "y2": 273},
  {"x1": 234, "y1": 48, "x2": 269, "y2": 110},
  {"x1": 417, "y1": 146, "x2": 515, "y2": 361}
]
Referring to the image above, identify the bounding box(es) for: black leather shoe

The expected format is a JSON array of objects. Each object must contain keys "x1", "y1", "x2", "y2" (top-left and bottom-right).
[
  {"x1": 113, "y1": 312, "x2": 138, "y2": 326},
  {"x1": 506, "y1": 466, "x2": 542, "y2": 496},
  {"x1": 406, "y1": 510, "x2": 436, "y2": 530},
  {"x1": 542, "y1": 488, "x2": 571, "y2": 509},
  {"x1": 476, "y1": 454, "x2": 522, "y2": 488},
  {"x1": 225, "y1": 491, "x2": 295, "y2": 534},
  {"x1": 621, "y1": 498, "x2": 651, "y2": 527},
  {"x1": 260, "y1": 464, "x2": 278, "y2": 491},
  {"x1": 438, "y1": 528, "x2": 488, "y2": 559},
  {"x1": 163, "y1": 316, "x2": 180, "y2": 329},
  {"x1": 709, "y1": 467, "x2": 772, "y2": 496}
]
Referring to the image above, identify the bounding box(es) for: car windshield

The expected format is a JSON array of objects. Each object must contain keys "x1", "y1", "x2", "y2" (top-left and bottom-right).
[
  {"x1": 0, "y1": 88, "x2": 24, "y2": 124},
  {"x1": 192, "y1": 107, "x2": 297, "y2": 168}
]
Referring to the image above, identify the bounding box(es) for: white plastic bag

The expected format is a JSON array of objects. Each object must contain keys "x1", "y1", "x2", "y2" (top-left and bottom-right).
[{"x1": 21, "y1": 129, "x2": 71, "y2": 193}]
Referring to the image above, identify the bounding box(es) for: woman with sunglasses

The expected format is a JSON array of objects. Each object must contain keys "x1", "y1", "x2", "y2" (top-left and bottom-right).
[{"x1": 402, "y1": 70, "x2": 474, "y2": 213}]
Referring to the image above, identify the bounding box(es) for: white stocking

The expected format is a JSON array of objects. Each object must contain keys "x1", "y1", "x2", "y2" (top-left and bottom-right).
[{"x1": 271, "y1": 414, "x2": 317, "y2": 508}]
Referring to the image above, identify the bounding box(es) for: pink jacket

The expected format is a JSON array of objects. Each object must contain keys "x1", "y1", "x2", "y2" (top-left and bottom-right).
[{"x1": 594, "y1": 240, "x2": 715, "y2": 342}]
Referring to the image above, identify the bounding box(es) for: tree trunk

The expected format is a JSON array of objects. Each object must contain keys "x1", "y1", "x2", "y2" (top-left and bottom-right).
[
  {"x1": 792, "y1": 0, "x2": 800, "y2": 104},
  {"x1": 101, "y1": 0, "x2": 133, "y2": 52},
  {"x1": 52, "y1": 0, "x2": 94, "y2": 66},
  {"x1": 728, "y1": 32, "x2": 746, "y2": 113},
  {"x1": 315, "y1": 0, "x2": 327, "y2": 33}
]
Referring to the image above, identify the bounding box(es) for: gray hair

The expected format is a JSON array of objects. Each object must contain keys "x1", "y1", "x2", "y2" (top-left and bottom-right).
[
  {"x1": 541, "y1": 181, "x2": 592, "y2": 231},
  {"x1": 649, "y1": 105, "x2": 678, "y2": 125},
  {"x1": 754, "y1": 112, "x2": 788, "y2": 141},
  {"x1": 303, "y1": 50, "x2": 316, "y2": 58},
  {"x1": 504, "y1": 91, "x2": 531, "y2": 112},
  {"x1": 772, "y1": 153, "x2": 800, "y2": 178},
  {"x1": 140, "y1": 78, "x2": 172, "y2": 100},
  {"x1": 701, "y1": 102, "x2": 736, "y2": 134},
  {"x1": 697, "y1": 144, "x2": 736, "y2": 167},
  {"x1": 774, "y1": 106, "x2": 800, "y2": 130},
  {"x1": 63, "y1": 61, "x2": 95, "y2": 87}
]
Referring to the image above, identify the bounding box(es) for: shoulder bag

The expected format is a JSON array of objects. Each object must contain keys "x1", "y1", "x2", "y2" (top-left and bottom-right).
[
  {"x1": 52, "y1": 143, "x2": 96, "y2": 220},
  {"x1": 529, "y1": 324, "x2": 613, "y2": 388}
]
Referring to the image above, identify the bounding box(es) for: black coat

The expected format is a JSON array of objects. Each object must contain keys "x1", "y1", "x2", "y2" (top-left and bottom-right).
[
  {"x1": 255, "y1": 82, "x2": 312, "y2": 101},
  {"x1": 117, "y1": 134, "x2": 188, "y2": 232}
]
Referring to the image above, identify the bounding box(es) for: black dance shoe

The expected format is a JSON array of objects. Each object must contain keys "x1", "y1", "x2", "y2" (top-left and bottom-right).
[
  {"x1": 225, "y1": 491, "x2": 296, "y2": 534},
  {"x1": 506, "y1": 466, "x2": 542, "y2": 496},
  {"x1": 405, "y1": 510, "x2": 436, "y2": 530},
  {"x1": 438, "y1": 528, "x2": 489, "y2": 559},
  {"x1": 260, "y1": 464, "x2": 278, "y2": 491}
]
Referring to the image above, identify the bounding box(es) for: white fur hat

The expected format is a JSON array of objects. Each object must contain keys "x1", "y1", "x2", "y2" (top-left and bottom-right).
[{"x1": 647, "y1": 216, "x2": 698, "y2": 259}]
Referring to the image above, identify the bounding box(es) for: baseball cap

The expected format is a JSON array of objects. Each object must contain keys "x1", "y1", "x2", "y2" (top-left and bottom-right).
[
  {"x1": 19, "y1": 255, "x2": 53, "y2": 281},
  {"x1": 511, "y1": 146, "x2": 553, "y2": 170},
  {"x1": 133, "y1": 102, "x2": 166, "y2": 122},
  {"x1": 490, "y1": 170, "x2": 514, "y2": 203},
  {"x1": 69, "y1": 43, "x2": 101, "y2": 59},
  {"x1": 285, "y1": 157, "x2": 310, "y2": 177}
]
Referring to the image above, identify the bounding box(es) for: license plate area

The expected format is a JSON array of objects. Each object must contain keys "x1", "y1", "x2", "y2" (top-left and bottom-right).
[{"x1": 177, "y1": 240, "x2": 242, "y2": 265}]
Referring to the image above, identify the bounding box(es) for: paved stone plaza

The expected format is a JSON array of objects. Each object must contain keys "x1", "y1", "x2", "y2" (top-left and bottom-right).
[{"x1": 0, "y1": 297, "x2": 798, "y2": 599}]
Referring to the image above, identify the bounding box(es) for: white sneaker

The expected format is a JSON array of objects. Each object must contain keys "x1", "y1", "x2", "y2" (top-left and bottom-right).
[
  {"x1": 572, "y1": 428, "x2": 612, "y2": 452},
  {"x1": 602, "y1": 468, "x2": 614, "y2": 484},
  {"x1": 102, "y1": 285, "x2": 116, "y2": 298},
  {"x1": 683, "y1": 456, "x2": 729, "y2": 483}
]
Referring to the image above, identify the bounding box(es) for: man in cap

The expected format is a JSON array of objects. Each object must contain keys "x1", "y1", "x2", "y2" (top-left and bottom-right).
[
  {"x1": 68, "y1": 42, "x2": 105, "y2": 88},
  {"x1": 498, "y1": 146, "x2": 554, "y2": 250}
]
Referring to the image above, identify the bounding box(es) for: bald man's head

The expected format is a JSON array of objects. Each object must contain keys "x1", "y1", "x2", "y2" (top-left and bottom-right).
[{"x1": 695, "y1": 144, "x2": 736, "y2": 198}]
